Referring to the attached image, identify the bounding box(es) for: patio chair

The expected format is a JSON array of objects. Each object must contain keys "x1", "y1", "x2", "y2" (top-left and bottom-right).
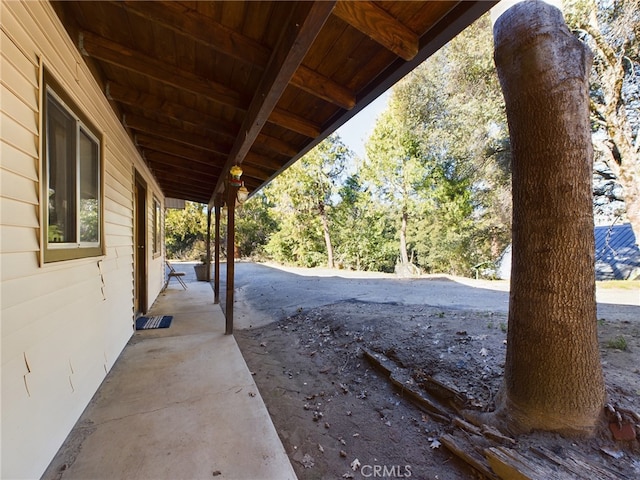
[{"x1": 165, "y1": 261, "x2": 187, "y2": 290}]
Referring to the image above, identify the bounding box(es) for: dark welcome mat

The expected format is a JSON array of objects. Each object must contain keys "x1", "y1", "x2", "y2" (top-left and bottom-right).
[{"x1": 135, "y1": 315, "x2": 173, "y2": 330}]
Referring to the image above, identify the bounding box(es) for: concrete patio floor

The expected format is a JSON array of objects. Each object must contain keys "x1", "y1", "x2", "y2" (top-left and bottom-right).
[{"x1": 42, "y1": 264, "x2": 297, "y2": 480}]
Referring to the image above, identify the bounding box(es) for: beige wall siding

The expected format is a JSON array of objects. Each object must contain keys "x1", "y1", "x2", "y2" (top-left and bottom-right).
[{"x1": 1, "y1": 2, "x2": 166, "y2": 478}]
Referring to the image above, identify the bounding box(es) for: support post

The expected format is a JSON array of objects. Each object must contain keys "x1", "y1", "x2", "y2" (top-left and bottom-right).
[
  {"x1": 225, "y1": 186, "x2": 237, "y2": 335},
  {"x1": 206, "y1": 207, "x2": 212, "y2": 282},
  {"x1": 214, "y1": 204, "x2": 221, "y2": 304}
]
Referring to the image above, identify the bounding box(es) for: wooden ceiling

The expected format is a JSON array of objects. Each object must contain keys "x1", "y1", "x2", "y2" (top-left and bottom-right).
[{"x1": 51, "y1": 1, "x2": 495, "y2": 206}]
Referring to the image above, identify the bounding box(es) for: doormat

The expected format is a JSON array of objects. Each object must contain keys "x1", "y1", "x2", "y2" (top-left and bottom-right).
[{"x1": 135, "y1": 315, "x2": 173, "y2": 330}]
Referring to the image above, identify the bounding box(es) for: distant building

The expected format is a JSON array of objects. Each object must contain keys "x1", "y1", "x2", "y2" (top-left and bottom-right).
[{"x1": 498, "y1": 223, "x2": 640, "y2": 281}]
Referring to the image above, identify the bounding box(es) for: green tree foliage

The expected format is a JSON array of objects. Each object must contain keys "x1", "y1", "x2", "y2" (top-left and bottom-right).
[
  {"x1": 164, "y1": 201, "x2": 208, "y2": 259},
  {"x1": 363, "y1": 93, "x2": 431, "y2": 271},
  {"x1": 332, "y1": 175, "x2": 397, "y2": 272},
  {"x1": 235, "y1": 192, "x2": 278, "y2": 258},
  {"x1": 265, "y1": 134, "x2": 350, "y2": 267},
  {"x1": 364, "y1": 14, "x2": 511, "y2": 276}
]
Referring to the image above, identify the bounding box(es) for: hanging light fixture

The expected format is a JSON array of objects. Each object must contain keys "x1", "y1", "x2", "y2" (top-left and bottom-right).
[
  {"x1": 229, "y1": 165, "x2": 243, "y2": 187},
  {"x1": 236, "y1": 182, "x2": 249, "y2": 205}
]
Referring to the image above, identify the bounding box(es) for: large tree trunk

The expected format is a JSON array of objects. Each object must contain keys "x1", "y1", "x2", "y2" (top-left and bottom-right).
[
  {"x1": 578, "y1": 0, "x2": 640, "y2": 241},
  {"x1": 318, "y1": 202, "x2": 334, "y2": 268},
  {"x1": 493, "y1": 0, "x2": 605, "y2": 435},
  {"x1": 399, "y1": 208, "x2": 409, "y2": 265}
]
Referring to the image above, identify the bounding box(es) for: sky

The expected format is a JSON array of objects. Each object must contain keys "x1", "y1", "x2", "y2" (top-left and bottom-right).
[{"x1": 335, "y1": 91, "x2": 390, "y2": 159}]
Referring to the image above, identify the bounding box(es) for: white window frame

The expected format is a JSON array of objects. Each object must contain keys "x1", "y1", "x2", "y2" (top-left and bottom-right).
[{"x1": 43, "y1": 72, "x2": 104, "y2": 263}]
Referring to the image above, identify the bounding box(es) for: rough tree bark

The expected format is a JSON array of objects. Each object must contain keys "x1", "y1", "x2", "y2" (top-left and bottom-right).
[
  {"x1": 571, "y1": 0, "x2": 640, "y2": 240},
  {"x1": 492, "y1": 0, "x2": 605, "y2": 435},
  {"x1": 318, "y1": 201, "x2": 334, "y2": 269}
]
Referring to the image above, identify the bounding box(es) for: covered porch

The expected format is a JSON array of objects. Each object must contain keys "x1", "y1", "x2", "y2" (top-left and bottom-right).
[{"x1": 42, "y1": 266, "x2": 296, "y2": 479}]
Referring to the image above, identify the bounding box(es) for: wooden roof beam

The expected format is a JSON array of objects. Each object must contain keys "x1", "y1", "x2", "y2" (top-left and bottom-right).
[
  {"x1": 145, "y1": 150, "x2": 267, "y2": 185},
  {"x1": 269, "y1": 108, "x2": 322, "y2": 139},
  {"x1": 125, "y1": 114, "x2": 232, "y2": 156},
  {"x1": 143, "y1": 151, "x2": 222, "y2": 174},
  {"x1": 135, "y1": 135, "x2": 225, "y2": 164},
  {"x1": 107, "y1": 82, "x2": 237, "y2": 138},
  {"x1": 109, "y1": 83, "x2": 299, "y2": 156},
  {"x1": 116, "y1": 1, "x2": 354, "y2": 110},
  {"x1": 292, "y1": 66, "x2": 355, "y2": 110},
  {"x1": 117, "y1": 0, "x2": 271, "y2": 67},
  {"x1": 333, "y1": 1, "x2": 418, "y2": 61},
  {"x1": 79, "y1": 30, "x2": 247, "y2": 111},
  {"x1": 212, "y1": 1, "x2": 336, "y2": 201}
]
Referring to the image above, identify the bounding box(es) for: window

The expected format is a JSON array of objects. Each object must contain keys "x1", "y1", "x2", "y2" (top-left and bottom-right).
[
  {"x1": 43, "y1": 74, "x2": 103, "y2": 262},
  {"x1": 153, "y1": 197, "x2": 161, "y2": 256}
]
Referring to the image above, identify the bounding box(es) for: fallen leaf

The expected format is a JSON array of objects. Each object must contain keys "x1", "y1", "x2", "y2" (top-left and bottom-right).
[
  {"x1": 301, "y1": 453, "x2": 314, "y2": 469},
  {"x1": 318, "y1": 444, "x2": 324, "y2": 453}
]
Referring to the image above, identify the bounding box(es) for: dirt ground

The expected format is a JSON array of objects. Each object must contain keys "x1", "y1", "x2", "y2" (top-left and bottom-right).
[{"x1": 235, "y1": 295, "x2": 640, "y2": 479}]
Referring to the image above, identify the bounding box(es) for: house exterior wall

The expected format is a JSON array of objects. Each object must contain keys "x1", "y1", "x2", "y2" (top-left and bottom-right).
[{"x1": 1, "y1": 2, "x2": 165, "y2": 478}]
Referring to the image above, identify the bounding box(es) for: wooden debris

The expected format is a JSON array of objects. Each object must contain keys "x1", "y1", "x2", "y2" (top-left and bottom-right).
[
  {"x1": 362, "y1": 348, "x2": 450, "y2": 422},
  {"x1": 453, "y1": 417, "x2": 482, "y2": 436},
  {"x1": 531, "y1": 446, "x2": 631, "y2": 480},
  {"x1": 420, "y1": 374, "x2": 465, "y2": 405},
  {"x1": 387, "y1": 373, "x2": 450, "y2": 422},
  {"x1": 440, "y1": 434, "x2": 499, "y2": 480},
  {"x1": 481, "y1": 424, "x2": 516, "y2": 445},
  {"x1": 485, "y1": 447, "x2": 565, "y2": 479}
]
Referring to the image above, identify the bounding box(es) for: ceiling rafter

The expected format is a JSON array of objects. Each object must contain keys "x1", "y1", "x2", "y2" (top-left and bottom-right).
[
  {"x1": 146, "y1": 151, "x2": 266, "y2": 187},
  {"x1": 213, "y1": 1, "x2": 337, "y2": 200},
  {"x1": 135, "y1": 134, "x2": 225, "y2": 164},
  {"x1": 293, "y1": 65, "x2": 355, "y2": 110},
  {"x1": 51, "y1": 0, "x2": 496, "y2": 205},
  {"x1": 106, "y1": 82, "x2": 237, "y2": 138},
  {"x1": 79, "y1": 30, "x2": 247, "y2": 110},
  {"x1": 124, "y1": 114, "x2": 232, "y2": 156},
  {"x1": 268, "y1": 107, "x2": 322, "y2": 138},
  {"x1": 116, "y1": 0, "x2": 354, "y2": 110},
  {"x1": 109, "y1": 83, "x2": 298, "y2": 157},
  {"x1": 117, "y1": 0, "x2": 271, "y2": 67},
  {"x1": 333, "y1": 1, "x2": 419, "y2": 61}
]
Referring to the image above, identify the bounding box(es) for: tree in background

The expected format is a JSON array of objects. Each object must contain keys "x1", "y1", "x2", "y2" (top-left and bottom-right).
[
  {"x1": 165, "y1": 201, "x2": 208, "y2": 259},
  {"x1": 265, "y1": 134, "x2": 350, "y2": 268},
  {"x1": 565, "y1": 0, "x2": 640, "y2": 237},
  {"x1": 235, "y1": 192, "x2": 278, "y2": 259},
  {"x1": 367, "y1": 13, "x2": 511, "y2": 276},
  {"x1": 364, "y1": 91, "x2": 432, "y2": 273},
  {"x1": 332, "y1": 174, "x2": 397, "y2": 272}
]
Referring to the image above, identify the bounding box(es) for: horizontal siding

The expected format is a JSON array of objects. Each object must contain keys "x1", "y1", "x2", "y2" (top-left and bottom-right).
[
  {"x1": 0, "y1": 167, "x2": 39, "y2": 204},
  {"x1": 0, "y1": 196, "x2": 39, "y2": 228},
  {"x1": 1, "y1": 84, "x2": 38, "y2": 134},
  {"x1": 0, "y1": 137, "x2": 38, "y2": 180},
  {"x1": 0, "y1": 105, "x2": 38, "y2": 158},
  {"x1": 0, "y1": 224, "x2": 39, "y2": 253},
  {"x1": 0, "y1": 2, "x2": 166, "y2": 479}
]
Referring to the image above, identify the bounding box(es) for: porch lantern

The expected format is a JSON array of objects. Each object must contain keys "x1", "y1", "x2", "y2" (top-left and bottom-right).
[
  {"x1": 237, "y1": 183, "x2": 249, "y2": 205},
  {"x1": 229, "y1": 165, "x2": 243, "y2": 187}
]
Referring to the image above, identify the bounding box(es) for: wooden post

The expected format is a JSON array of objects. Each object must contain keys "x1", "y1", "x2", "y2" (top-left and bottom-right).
[
  {"x1": 225, "y1": 185, "x2": 237, "y2": 335},
  {"x1": 214, "y1": 204, "x2": 221, "y2": 304},
  {"x1": 206, "y1": 207, "x2": 212, "y2": 282}
]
